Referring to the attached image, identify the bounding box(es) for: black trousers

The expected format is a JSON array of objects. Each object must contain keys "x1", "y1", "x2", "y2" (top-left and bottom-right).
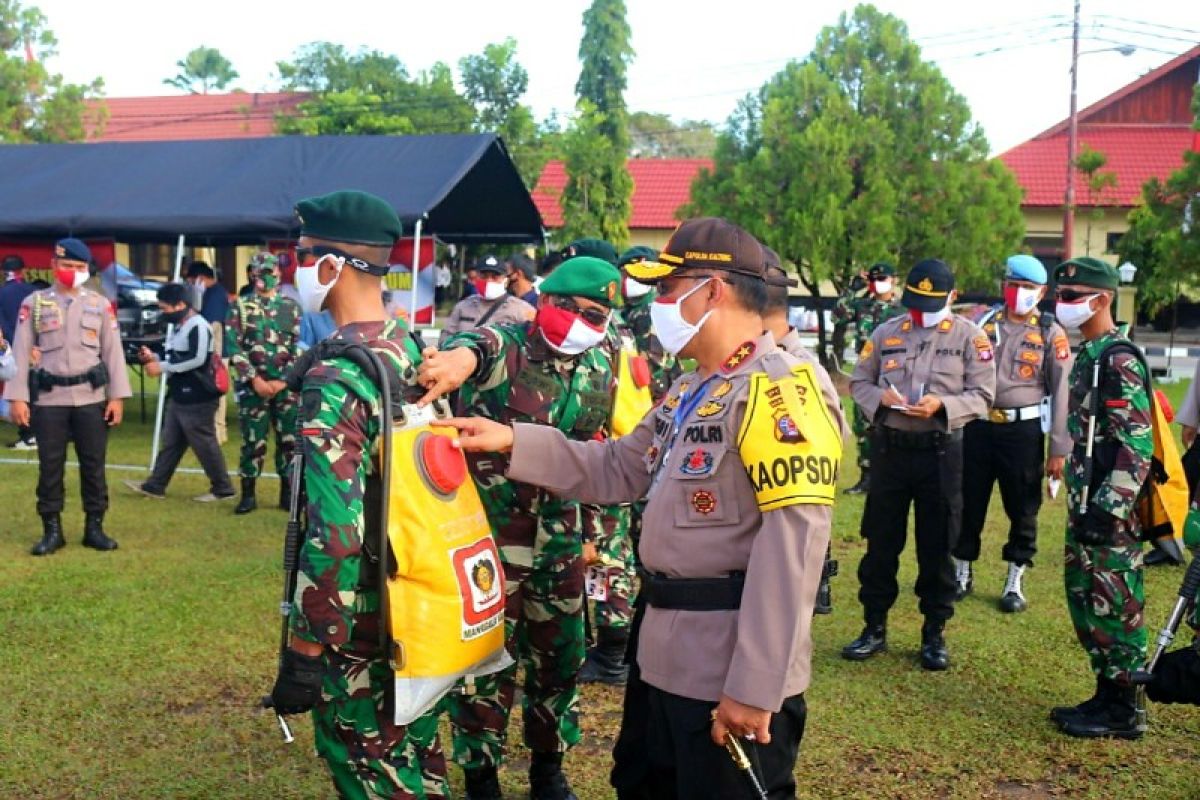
[
  {"x1": 1182, "y1": 440, "x2": 1200, "y2": 497},
  {"x1": 144, "y1": 398, "x2": 233, "y2": 495},
  {"x1": 857, "y1": 430, "x2": 963, "y2": 625},
  {"x1": 32, "y1": 402, "x2": 109, "y2": 516},
  {"x1": 954, "y1": 418, "x2": 1044, "y2": 566},
  {"x1": 612, "y1": 601, "x2": 807, "y2": 800}
]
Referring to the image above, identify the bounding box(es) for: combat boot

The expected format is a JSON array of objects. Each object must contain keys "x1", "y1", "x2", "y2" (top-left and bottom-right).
[
  {"x1": 82, "y1": 513, "x2": 118, "y2": 551},
  {"x1": 1050, "y1": 675, "x2": 1105, "y2": 726},
  {"x1": 953, "y1": 558, "x2": 973, "y2": 601},
  {"x1": 579, "y1": 628, "x2": 629, "y2": 685},
  {"x1": 462, "y1": 765, "x2": 502, "y2": 800},
  {"x1": 529, "y1": 751, "x2": 577, "y2": 800},
  {"x1": 1060, "y1": 680, "x2": 1143, "y2": 739},
  {"x1": 998, "y1": 562, "x2": 1028, "y2": 613},
  {"x1": 235, "y1": 478, "x2": 257, "y2": 515},
  {"x1": 1143, "y1": 548, "x2": 1183, "y2": 567},
  {"x1": 843, "y1": 467, "x2": 870, "y2": 495},
  {"x1": 919, "y1": 621, "x2": 949, "y2": 671},
  {"x1": 842, "y1": 622, "x2": 887, "y2": 661},
  {"x1": 31, "y1": 513, "x2": 65, "y2": 556},
  {"x1": 278, "y1": 477, "x2": 291, "y2": 511}
]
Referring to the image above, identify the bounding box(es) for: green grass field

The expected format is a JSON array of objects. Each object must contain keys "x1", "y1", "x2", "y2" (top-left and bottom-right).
[{"x1": 0, "y1": 379, "x2": 1196, "y2": 799}]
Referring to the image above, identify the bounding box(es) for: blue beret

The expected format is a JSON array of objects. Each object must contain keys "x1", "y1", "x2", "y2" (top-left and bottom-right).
[
  {"x1": 55, "y1": 237, "x2": 91, "y2": 263},
  {"x1": 1005, "y1": 255, "x2": 1047, "y2": 285}
]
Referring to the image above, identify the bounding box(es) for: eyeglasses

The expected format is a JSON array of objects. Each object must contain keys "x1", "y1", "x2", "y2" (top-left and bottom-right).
[
  {"x1": 659, "y1": 272, "x2": 719, "y2": 297},
  {"x1": 294, "y1": 245, "x2": 384, "y2": 273},
  {"x1": 1055, "y1": 288, "x2": 1097, "y2": 303},
  {"x1": 552, "y1": 296, "x2": 611, "y2": 327}
]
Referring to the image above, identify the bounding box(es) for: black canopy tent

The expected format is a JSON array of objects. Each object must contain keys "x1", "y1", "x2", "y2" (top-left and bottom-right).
[{"x1": 0, "y1": 133, "x2": 543, "y2": 244}]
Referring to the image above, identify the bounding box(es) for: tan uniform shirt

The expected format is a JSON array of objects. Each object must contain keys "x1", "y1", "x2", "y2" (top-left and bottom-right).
[
  {"x1": 980, "y1": 309, "x2": 1073, "y2": 456},
  {"x1": 440, "y1": 295, "x2": 535, "y2": 343},
  {"x1": 851, "y1": 314, "x2": 995, "y2": 433},
  {"x1": 4, "y1": 287, "x2": 131, "y2": 406},
  {"x1": 507, "y1": 332, "x2": 835, "y2": 711},
  {"x1": 778, "y1": 327, "x2": 850, "y2": 441}
]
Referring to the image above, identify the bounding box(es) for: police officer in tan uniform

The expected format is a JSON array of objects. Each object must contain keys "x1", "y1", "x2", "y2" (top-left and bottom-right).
[
  {"x1": 5, "y1": 238, "x2": 131, "y2": 555},
  {"x1": 439, "y1": 255, "x2": 535, "y2": 342},
  {"x1": 952, "y1": 255, "x2": 1072, "y2": 611},
  {"x1": 431, "y1": 218, "x2": 842, "y2": 799},
  {"x1": 843, "y1": 259, "x2": 994, "y2": 670}
]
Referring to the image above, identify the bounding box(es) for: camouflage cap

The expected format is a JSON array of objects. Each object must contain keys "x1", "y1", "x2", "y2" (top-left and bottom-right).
[
  {"x1": 248, "y1": 251, "x2": 279, "y2": 275},
  {"x1": 563, "y1": 238, "x2": 619, "y2": 266},
  {"x1": 295, "y1": 190, "x2": 402, "y2": 247},
  {"x1": 538, "y1": 256, "x2": 623, "y2": 308},
  {"x1": 1054, "y1": 256, "x2": 1119, "y2": 290}
]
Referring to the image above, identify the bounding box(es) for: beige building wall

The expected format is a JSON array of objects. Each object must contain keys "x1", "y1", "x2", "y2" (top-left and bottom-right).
[{"x1": 1022, "y1": 205, "x2": 1131, "y2": 264}]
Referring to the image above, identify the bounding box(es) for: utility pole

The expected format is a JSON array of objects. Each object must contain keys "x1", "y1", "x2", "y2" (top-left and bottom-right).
[{"x1": 1062, "y1": 0, "x2": 1081, "y2": 260}]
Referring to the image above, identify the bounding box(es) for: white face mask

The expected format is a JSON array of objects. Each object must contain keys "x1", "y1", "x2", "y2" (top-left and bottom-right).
[
  {"x1": 910, "y1": 303, "x2": 952, "y2": 328},
  {"x1": 1055, "y1": 295, "x2": 1099, "y2": 330},
  {"x1": 872, "y1": 279, "x2": 893, "y2": 296},
  {"x1": 624, "y1": 276, "x2": 653, "y2": 299},
  {"x1": 482, "y1": 280, "x2": 507, "y2": 301},
  {"x1": 295, "y1": 255, "x2": 344, "y2": 314},
  {"x1": 1006, "y1": 285, "x2": 1042, "y2": 316},
  {"x1": 649, "y1": 279, "x2": 713, "y2": 355}
]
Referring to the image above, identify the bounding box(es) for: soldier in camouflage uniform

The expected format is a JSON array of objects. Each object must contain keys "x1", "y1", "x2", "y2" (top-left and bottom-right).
[
  {"x1": 834, "y1": 262, "x2": 903, "y2": 495},
  {"x1": 1047, "y1": 257, "x2": 1151, "y2": 740},
  {"x1": 226, "y1": 252, "x2": 302, "y2": 514},
  {"x1": 1143, "y1": 500, "x2": 1200, "y2": 705},
  {"x1": 269, "y1": 190, "x2": 449, "y2": 799},
  {"x1": 417, "y1": 256, "x2": 623, "y2": 800}
]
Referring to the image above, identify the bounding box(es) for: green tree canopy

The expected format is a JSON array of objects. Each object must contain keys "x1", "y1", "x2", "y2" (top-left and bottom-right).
[
  {"x1": 688, "y1": 3, "x2": 1023, "y2": 362},
  {"x1": 459, "y1": 38, "x2": 546, "y2": 187},
  {"x1": 1117, "y1": 85, "x2": 1200, "y2": 316},
  {"x1": 562, "y1": 0, "x2": 634, "y2": 247},
  {"x1": 163, "y1": 46, "x2": 238, "y2": 94},
  {"x1": 275, "y1": 43, "x2": 474, "y2": 136},
  {"x1": 629, "y1": 111, "x2": 716, "y2": 158},
  {"x1": 0, "y1": 0, "x2": 102, "y2": 142}
]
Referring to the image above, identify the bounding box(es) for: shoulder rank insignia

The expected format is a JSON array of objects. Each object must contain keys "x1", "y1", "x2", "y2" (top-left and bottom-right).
[
  {"x1": 696, "y1": 401, "x2": 724, "y2": 418},
  {"x1": 860, "y1": 340, "x2": 874, "y2": 358},
  {"x1": 723, "y1": 341, "x2": 756, "y2": 372}
]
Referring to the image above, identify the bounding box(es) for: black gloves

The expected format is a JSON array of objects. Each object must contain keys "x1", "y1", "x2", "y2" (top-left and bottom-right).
[
  {"x1": 1074, "y1": 506, "x2": 1119, "y2": 546},
  {"x1": 1144, "y1": 645, "x2": 1200, "y2": 706},
  {"x1": 269, "y1": 648, "x2": 325, "y2": 715}
]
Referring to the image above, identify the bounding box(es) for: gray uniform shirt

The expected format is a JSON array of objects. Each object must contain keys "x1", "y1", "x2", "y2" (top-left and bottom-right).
[
  {"x1": 980, "y1": 309, "x2": 1073, "y2": 457},
  {"x1": 440, "y1": 295, "x2": 535, "y2": 343},
  {"x1": 850, "y1": 313, "x2": 995, "y2": 433},
  {"x1": 1175, "y1": 358, "x2": 1200, "y2": 430}
]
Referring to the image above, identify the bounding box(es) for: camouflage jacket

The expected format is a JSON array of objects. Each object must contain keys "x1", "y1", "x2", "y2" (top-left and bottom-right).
[
  {"x1": 621, "y1": 294, "x2": 679, "y2": 402},
  {"x1": 1064, "y1": 329, "x2": 1153, "y2": 525},
  {"x1": 833, "y1": 289, "x2": 903, "y2": 352},
  {"x1": 445, "y1": 322, "x2": 616, "y2": 544},
  {"x1": 289, "y1": 319, "x2": 423, "y2": 656},
  {"x1": 226, "y1": 291, "x2": 301, "y2": 383}
]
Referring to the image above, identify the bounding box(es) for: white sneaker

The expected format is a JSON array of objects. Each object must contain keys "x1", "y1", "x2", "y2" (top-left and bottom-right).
[
  {"x1": 999, "y1": 563, "x2": 1028, "y2": 613},
  {"x1": 10, "y1": 437, "x2": 36, "y2": 451},
  {"x1": 193, "y1": 492, "x2": 236, "y2": 503},
  {"x1": 953, "y1": 558, "x2": 973, "y2": 601},
  {"x1": 123, "y1": 478, "x2": 164, "y2": 499}
]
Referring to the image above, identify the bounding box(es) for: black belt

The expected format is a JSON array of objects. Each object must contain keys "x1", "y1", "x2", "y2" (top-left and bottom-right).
[
  {"x1": 878, "y1": 427, "x2": 963, "y2": 450},
  {"x1": 644, "y1": 573, "x2": 745, "y2": 611},
  {"x1": 36, "y1": 364, "x2": 107, "y2": 388}
]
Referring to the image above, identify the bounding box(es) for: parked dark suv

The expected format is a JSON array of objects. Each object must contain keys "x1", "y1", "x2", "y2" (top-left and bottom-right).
[{"x1": 116, "y1": 278, "x2": 164, "y2": 361}]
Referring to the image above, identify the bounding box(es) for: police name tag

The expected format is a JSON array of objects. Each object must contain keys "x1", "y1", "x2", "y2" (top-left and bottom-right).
[
  {"x1": 1039, "y1": 396, "x2": 1052, "y2": 434},
  {"x1": 585, "y1": 565, "x2": 609, "y2": 601}
]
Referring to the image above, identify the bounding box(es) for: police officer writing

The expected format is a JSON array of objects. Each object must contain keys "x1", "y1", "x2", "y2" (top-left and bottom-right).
[
  {"x1": 952, "y1": 255, "x2": 1072, "y2": 612},
  {"x1": 4, "y1": 238, "x2": 131, "y2": 555},
  {"x1": 843, "y1": 259, "x2": 995, "y2": 670},
  {"x1": 433, "y1": 217, "x2": 841, "y2": 800}
]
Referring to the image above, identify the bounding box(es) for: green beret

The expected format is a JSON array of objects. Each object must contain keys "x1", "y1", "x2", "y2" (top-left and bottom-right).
[
  {"x1": 1054, "y1": 257, "x2": 1119, "y2": 290},
  {"x1": 538, "y1": 256, "x2": 623, "y2": 308},
  {"x1": 295, "y1": 190, "x2": 402, "y2": 247},
  {"x1": 618, "y1": 245, "x2": 658, "y2": 269},
  {"x1": 563, "y1": 238, "x2": 619, "y2": 266}
]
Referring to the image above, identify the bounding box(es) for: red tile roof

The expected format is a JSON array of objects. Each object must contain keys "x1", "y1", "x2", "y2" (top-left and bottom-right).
[
  {"x1": 86, "y1": 92, "x2": 309, "y2": 142},
  {"x1": 533, "y1": 158, "x2": 712, "y2": 229},
  {"x1": 1000, "y1": 125, "x2": 1196, "y2": 207}
]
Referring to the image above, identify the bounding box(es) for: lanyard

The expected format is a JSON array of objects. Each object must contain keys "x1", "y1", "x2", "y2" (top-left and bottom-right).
[{"x1": 649, "y1": 375, "x2": 718, "y2": 495}]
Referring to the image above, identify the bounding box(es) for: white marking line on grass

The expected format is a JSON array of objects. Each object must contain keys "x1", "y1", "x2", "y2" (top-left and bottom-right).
[{"x1": 0, "y1": 458, "x2": 279, "y2": 480}]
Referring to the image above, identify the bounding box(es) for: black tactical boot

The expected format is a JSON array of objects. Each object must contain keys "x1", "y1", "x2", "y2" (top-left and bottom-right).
[
  {"x1": 235, "y1": 478, "x2": 257, "y2": 515},
  {"x1": 579, "y1": 627, "x2": 629, "y2": 685},
  {"x1": 814, "y1": 551, "x2": 837, "y2": 615},
  {"x1": 82, "y1": 513, "x2": 118, "y2": 551},
  {"x1": 31, "y1": 513, "x2": 65, "y2": 556},
  {"x1": 842, "y1": 623, "x2": 887, "y2": 661},
  {"x1": 1050, "y1": 675, "x2": 1105, "y2": 727},
  {"x1": 843, "y1": 467, "x2": 870, "y2": 495},
  {"x1": 462, "y1": 764, "x2": 503, "y2": 800},
  {"x1": 278, "y1": 477, "x2": 291, "y2": 511},
  {"x1": 1143, "y1": 548, "x2": 1183, "y2": 567},
  {"x1": 919, "y1": 621, "x2": 949, "y2": 671},
  {"x1": 529, "y1": 751, "x2": 577, "y2": 800},
  {"x1": 1060, "y1": 680, "x2": 1143, "y2": 739}
]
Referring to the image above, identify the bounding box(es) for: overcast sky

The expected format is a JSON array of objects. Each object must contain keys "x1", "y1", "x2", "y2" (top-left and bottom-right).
[{"x1": 31, "y1": 0, "x2": 1199, "y2": 154}]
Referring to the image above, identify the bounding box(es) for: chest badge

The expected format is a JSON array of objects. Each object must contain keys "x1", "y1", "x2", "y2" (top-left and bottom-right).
[
  {"x1": 680, "y1": 448, "x2": 715, "y2": 476},
  {"x1": 691, "y1": 489, "x2": 718, "y2": 516},
  {"x1": 696, "y1": 401, "x2": 724, "y2": 418},
  {"x1": 711, "y1": 381, "x2": 733, "y2": 400}
]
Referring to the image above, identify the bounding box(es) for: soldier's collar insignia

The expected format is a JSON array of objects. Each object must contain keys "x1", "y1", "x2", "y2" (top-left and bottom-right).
[{"x1": 722, "y1": 341, "x2": 756, "y2": 372}]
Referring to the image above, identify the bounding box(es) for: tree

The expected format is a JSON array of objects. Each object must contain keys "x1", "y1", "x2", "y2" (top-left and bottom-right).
[
  {"x1": 459, "y1": 38, "x2": 544, "y2": 186},
  {"x1": 275, "y1": 43, "x2": 474, "y2": 136},
  {"x1": 688, "y1": 4, "x2": 1024, "y2": 364},
  {"x1": 1074, "y1": 143, "x2": 1119, "y2": 256},
  {"x1": 163, "y1": 46, "x2": 238, "y2": 94},
  {"x1": 1117, "y1": 85, "x2": 1200, "y2": 317},
  {"x1": 562, "y1": 0, "x2": 634, "y2": 247},
  {"x1": 628, "y1": 111, "x2": 716, "y2": 158},
  {"x1": 0, "y1": 0, "x2": 103, "y2": 142}
]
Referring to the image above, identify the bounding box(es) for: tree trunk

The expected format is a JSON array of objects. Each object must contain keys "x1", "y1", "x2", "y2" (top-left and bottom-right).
[{"x1": 796, "y1": 268, "x2": 831, "y2": 369}]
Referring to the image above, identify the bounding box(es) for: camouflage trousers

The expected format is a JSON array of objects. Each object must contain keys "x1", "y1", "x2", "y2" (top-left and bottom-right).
[
  {"x1": 1064, "y1": 527, "x2": 1147, "y2": 685},
  {"x1": 235, "y1": 385, "x2": 297, "y2": 479},
  {"x1": 314, "y1": 648, "x2": 449, "y2": 800},
  {"x1": 851, "y1": 402, "x2": 871, "y2": 469},
  {"x1": 592, "y1": 504, "x2": 637, "y2": 631},
  {"x1": 445, "y1": 518, "x2": 586, "y2": 768}
]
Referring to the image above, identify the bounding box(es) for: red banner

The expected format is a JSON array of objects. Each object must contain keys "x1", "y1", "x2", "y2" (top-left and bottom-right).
[{"x1": 0, "y1": 238, "x2": 116, "y2": 285}]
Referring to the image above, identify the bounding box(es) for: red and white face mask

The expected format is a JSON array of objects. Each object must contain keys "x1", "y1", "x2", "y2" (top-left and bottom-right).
[
  {"x1": 909, "y1": 304, "x2": 951, "y2": 328},
  {"x1": 535, "y1": 303, "x2": 609, "y2": 355},
  {"x1": 56, "y1": 266, "x2": 89, "y2": 289},
  {"x1": 474, "y1": 278, "x2": 508, "y2": 301}
]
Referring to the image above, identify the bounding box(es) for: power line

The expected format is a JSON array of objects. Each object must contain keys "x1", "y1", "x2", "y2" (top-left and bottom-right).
[
  {"x1": 1085, "y1": 22, "x2": 1200, "y2": 45},
  {"x1": 1091, "y1": 14, "x2": 1200, "y2": 37}
]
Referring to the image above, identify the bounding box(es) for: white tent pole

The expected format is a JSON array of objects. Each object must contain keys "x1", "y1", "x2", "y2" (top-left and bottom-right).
[
  {"x1": 409, "y1": 218, "x2": 423, "y2": 329},
  {"x1": 149, "y1": 234, "x2": 185, "y2": 470}
]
